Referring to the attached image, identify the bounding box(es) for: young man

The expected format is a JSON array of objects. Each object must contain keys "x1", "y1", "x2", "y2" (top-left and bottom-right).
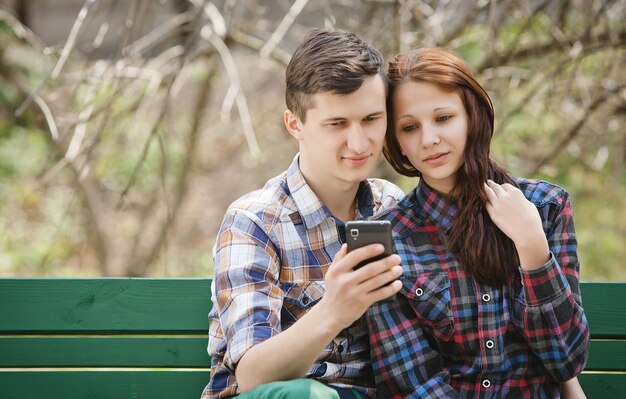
[{"x1": 201, "y1": 29, "x2": 404, "y2": 399}]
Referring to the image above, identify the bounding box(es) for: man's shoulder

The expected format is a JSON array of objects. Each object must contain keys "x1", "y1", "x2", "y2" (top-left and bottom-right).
[
  {"x1": 225, "y1": 170, "x2": 295, "y2": 222},
  {"x1": 366, "y1": 178, "x2": 405, "y2": 213}
]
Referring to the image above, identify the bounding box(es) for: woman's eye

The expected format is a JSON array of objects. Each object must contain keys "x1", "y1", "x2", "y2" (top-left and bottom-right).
[
  {"x1": 401, "y1": 124, "x2": 417, "y2": 132},
  {"x1": 437, "y1": 115, "x2": 452, "y2": 122}
]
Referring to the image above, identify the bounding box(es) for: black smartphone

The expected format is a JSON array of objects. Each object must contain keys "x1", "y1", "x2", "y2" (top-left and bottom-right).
[{"x1": 345, "y1": 220, "x2": 394, "y2": 269}]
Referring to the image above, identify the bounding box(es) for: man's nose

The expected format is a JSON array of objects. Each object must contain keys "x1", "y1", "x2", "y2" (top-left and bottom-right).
[{"x1": 346, "y1": 124, "x2": 368, "y2": 153}]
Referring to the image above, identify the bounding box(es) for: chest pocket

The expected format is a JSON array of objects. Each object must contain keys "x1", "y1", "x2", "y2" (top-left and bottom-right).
[
  {"x1": 281, "y1": 281, "x2": 325, "y2": 325},
  {"x1": 401, "y1": 271, "x2": 454, "y2": 341}
]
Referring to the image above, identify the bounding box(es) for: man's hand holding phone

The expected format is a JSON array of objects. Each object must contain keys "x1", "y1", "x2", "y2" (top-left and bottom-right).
[{"x1": 315, "y1": 221, "x2": 403, "y2": 332}]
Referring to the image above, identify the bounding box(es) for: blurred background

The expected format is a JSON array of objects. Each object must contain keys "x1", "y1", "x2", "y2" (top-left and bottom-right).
[{"x1": 0, "y1": 0, "x2": 624, "y2": 280}]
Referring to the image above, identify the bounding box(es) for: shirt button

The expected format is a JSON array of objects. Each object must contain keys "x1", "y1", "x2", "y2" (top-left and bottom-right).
[
  {"x1": 302, "y1": 297, "x2": 309, "y2": 305},
  {"x1": 482, "y1": 379, "x2": 491, "y2": 388},
  {"x1": 415, "y1": 288, "x2": 424, "y2": 297},
  {"x1": 482, "y1": 293, "x2": 491, "y2": 302},
  {"x1": 337, "y1": 344, "x2": 344, "y2": 353},
  {"x1": 486, "y1": 340, "x2": 495, "y2": 349}
]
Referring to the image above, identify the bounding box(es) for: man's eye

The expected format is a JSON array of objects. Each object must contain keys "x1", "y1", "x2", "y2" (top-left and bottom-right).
[{"x1": 364, "y1": 115, "x2": 379, "y2": 122}]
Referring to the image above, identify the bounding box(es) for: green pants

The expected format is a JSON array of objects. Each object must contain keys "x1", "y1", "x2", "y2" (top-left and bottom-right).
[{"x1": 236, "y1": 378, "x2": 365, "y2": 399}]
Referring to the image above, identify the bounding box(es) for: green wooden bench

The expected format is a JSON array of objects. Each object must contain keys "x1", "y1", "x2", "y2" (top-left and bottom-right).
[{"x1": 0, "y1": 279, "x2": 624, "y2": 398}]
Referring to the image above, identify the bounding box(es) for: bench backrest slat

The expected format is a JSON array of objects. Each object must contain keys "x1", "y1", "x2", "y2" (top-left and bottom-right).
[
  {"x1": 577, "y1": 374, "x2": 626, "y2": 399},
  {"x1": 0, "y1": 279, "x2": 212, "y2": 333},
  {"x1": 0, "y1": 371, "x2": 209, "y2": 399},
  {"x1": 585, "y1": 340, "x2": 626, "y2": 371},
  {"x1": 0, "y1": 337, "x2": 209, "y2": 367},
  {"x1": 580, "y1": 282, "x2": 626, "y2": 338}
]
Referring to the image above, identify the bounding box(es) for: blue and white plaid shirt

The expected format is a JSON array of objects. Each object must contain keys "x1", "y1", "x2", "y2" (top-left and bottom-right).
[{"x1": 202, "y1": 155, "x2": 404, "y2": 398}]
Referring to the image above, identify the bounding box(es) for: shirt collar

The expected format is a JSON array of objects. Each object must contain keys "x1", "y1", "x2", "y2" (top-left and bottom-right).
[
  {"x1": 355, "y1": 180, "x2": 376, "y2": 219},
  {"x1": 414, "y1": 179, "x2": 457, "y2": 231},
  {"x1": 286, "y1": 154, "x2": 376, "y2": 230}
]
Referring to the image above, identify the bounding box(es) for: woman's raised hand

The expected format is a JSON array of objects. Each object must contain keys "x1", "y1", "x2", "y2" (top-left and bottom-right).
[{"x1": 484, "y1": 180, "x2": 550, "y2": 269}]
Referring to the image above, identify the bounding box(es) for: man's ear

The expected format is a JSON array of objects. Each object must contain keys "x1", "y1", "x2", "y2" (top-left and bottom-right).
[{"x1": 284, "y1": 110, "x2": 304, "y2": 140}]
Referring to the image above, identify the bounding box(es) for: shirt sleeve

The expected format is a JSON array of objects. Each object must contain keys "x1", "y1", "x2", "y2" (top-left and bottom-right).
[
  {"x1": 367, "y1": 297, "x2": 459, "y2": 398},
  {"x1": 213, "y1": 208, "x2": 284, "y2": 372},
  {"x1": 513, "y1": 190, "x2": 590, "y2": 381}
]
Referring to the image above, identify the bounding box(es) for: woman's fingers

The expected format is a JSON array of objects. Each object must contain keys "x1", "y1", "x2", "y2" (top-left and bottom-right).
[
  {"x1": 501, "y1": 182, "x2": 516, "y2": 192},
  {"x1": 484, "y1": 182, "x2": 497, "y2": 204},
  {"x1": 486, "y1": 179, "x2": 509, "y2": 198}
]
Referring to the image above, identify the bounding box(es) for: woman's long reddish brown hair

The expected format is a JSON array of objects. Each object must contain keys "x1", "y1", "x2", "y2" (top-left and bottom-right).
[{"x1": 384, "y1": 48, "x2": 519, "y2": 286}]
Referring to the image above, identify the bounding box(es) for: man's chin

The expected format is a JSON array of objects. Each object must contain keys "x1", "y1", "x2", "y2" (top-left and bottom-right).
[{"x1": 341, "y1": 169, "x2": 373, "y2": 184}]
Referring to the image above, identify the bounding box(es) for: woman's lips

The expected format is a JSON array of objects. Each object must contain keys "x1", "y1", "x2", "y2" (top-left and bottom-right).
[{"x1": 423, "y1": 152, "x2": 449, "y2": 164}]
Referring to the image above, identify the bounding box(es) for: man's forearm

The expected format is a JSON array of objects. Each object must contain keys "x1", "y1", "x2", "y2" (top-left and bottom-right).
[
  {"x1": 232, "y1": 244, "x2": 403, "y2": 392},
  {"x1": 235, "y1": 302, "x2": 342, "y2": 392}
]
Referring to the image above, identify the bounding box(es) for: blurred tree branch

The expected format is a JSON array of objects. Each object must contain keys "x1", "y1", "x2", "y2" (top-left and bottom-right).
[{"x1": 530, "y1": 83, "x2": 626, "y2": 175}]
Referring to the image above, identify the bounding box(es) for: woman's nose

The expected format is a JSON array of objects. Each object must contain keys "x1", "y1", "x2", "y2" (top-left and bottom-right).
[{"x1": 421, "y1": 124, "x2": 440, "y2": 148}]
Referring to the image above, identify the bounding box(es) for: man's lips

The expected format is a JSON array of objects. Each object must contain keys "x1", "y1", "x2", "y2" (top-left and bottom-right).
[{"x1": 343, "y1": 154, "x2": 370, "y2": 162}]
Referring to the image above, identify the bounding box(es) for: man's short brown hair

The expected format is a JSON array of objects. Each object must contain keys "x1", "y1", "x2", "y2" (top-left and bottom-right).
[{"x1": 285, "y1": 28, "x2": 386, "y2": 122}]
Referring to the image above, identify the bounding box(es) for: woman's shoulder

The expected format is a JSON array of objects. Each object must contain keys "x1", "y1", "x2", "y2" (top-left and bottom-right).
[{"x1": 513, "y1": 177, "x2": 570, "y2": 208}]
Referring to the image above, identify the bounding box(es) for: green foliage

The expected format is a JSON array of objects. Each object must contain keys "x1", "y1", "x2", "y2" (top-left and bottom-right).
[{"x1": 0, "y1": 126, "x2": 47, "y2": 182}]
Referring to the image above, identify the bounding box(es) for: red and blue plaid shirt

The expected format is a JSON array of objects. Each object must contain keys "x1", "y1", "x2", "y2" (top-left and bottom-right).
[
  {"x1": 202, "y1": 155, "x2": 404, "y2": 398},
  {"x1": 366, "y1": 178, "x2": 589, "y2": 398}
]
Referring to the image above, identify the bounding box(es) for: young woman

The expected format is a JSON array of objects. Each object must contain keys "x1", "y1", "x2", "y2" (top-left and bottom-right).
[{"x1": 367, "y1": 48, "x2": 589, "y2": 398}]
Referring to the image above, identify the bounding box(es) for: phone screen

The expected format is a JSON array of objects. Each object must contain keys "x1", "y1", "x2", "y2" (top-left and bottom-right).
[{"x1": 345, "y1": 221, "x2": 393, "y2": 269}]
